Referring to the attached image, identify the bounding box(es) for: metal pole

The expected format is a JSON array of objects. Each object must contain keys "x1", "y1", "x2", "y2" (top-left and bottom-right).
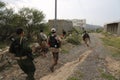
[{"x1": 54, "y1": 0, "x2": 57, "y2": 29}]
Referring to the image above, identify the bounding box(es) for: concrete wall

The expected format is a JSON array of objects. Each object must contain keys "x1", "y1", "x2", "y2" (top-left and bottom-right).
[
  {"x1": 104, "y1": 22, "x2": 120, "y2": 36},
  {"x1": 104, "y1": 24, "x2": 107, "y2": 32},
  {"x1": 117, "y1": 23, "x2": 120, "y2": 35},
  {"x1": 48, "y1": 20, "x2": 73, "y2": 35}
]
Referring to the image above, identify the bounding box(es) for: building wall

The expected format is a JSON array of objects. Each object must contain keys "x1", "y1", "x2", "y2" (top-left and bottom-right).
[
  {"x1": 104, "y1": 22, "x2": 120, "y2": 36},
  {"x1": 104, "y1": 24, "x2": 107, "y2": 32},
  {"x1": 117, "y1": 23, "x2": 120, "y2": 35},
  {"x1": 48, "y1": 20, "x2": 73, "y2": 35}
]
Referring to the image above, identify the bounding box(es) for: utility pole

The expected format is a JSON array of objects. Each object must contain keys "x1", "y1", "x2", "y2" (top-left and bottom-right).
[{"x1": 54, "y1": 0, "x2": 57, "y2": 29}]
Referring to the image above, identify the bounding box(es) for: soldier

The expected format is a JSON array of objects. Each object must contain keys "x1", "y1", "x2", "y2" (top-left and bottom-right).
[
  {"x1": 82, "y1": 30, "x2": 90, "y2": 47},
  {"x1": 9, "y1": 28, "x2": 36, "y2": 80},
  {"x1": 38, "y1": 30, "x2": 48, "y2": 57},
  {"x1": 62, "y1": 29, "x2": 67, "y2": 38},
  {"x1": 48, "y1": 28, "x2": 61, "y2": 72}
]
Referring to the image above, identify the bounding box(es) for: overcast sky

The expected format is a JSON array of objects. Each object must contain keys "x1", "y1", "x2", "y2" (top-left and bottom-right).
[{"x1": 1, "y1": 0, "x2": 120, "y2": 26}]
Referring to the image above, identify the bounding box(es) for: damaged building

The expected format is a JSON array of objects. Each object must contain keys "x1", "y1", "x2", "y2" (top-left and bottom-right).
[{"x1": 104, "y1": 21, "x2": 120, "y2": 36}]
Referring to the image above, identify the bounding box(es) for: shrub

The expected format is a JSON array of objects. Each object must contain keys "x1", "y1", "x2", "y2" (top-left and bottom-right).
[{"x1": 66, "y1": 33, "x2": 81, "y2": 45}]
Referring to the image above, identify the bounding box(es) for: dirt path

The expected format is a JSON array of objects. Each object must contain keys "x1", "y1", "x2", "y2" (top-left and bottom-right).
[
  {"x1": 40, "y1": 50, "x2": 92, "y2": 80},
  {"x1": 67, "y1": 33, "x2": 120, "y2": 80}
]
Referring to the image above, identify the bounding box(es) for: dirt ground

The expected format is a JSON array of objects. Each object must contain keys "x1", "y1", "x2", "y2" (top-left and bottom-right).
[{"x1": 0, "y1": 33, "x2": 120, "y2": 80}]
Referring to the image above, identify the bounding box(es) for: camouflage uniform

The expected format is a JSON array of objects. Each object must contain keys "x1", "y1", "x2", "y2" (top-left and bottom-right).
[{"x1": 48, "y1": 28, "x2": 61, "y2": 72}]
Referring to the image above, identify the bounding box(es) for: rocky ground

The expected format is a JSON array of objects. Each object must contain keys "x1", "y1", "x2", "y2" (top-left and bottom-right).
[{"x1": 0, "y1": 33, "x2": 119, "y2": 80}]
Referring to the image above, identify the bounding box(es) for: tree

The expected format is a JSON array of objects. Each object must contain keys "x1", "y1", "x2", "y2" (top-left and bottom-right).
[
  {"x1": 0, "y1": 8, "x2": 15, "y2": 41},
  {"x1": 0, "y1": 1, "x2": 20, "y2": 42},
  {"x1": 0, "y1": 1, "x2": 5, "y2": 8},
  {"x1": 0, "y1": 2, "x2": 47, "y2": 42},
  {"x1": 0, "y1": 1, "x2": 5, "y2": 18},
  {"x1": 18, "y1": 8, "x2": 45, "y2": 40},
  {"x1": 0, "y1": 2, "x2": 15, "y2": 42}
]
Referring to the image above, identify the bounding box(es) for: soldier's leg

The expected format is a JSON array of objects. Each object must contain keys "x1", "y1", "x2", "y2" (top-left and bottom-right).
[
  {"x1": 19, "y1": 59, "x2": 35, "y2": 80},
  {"x1": 86, "y1": 38, "x2": 90, "y2": 47},
  {"x1": 27, "y1": 60, "x2": 35, "y2": 80},
  {"x1": 17, "y1": 60, "x2": 28, "y2": 74},
  {"x1": 26, "y1": 72, "x2": 35, "y2": 80},
  {"x1": 84, "y1": 38, "x2": 89, "y2": 47},
  {"x1": 53, "y1": 52, "x2": 59, "y2": 65},
  {"x1": 50, "y1": 52, "x2": 59, "y2": 72}
]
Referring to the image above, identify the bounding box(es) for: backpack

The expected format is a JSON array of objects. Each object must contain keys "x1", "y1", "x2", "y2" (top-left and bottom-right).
[
  {"x1": 9, "y1": 39, "x2": 21, "y2": 54},
  {"x1": 48, "y1": 35, "x2": 61, "y2": 48},
  {"x1": 83, "y1": 33, "x2": 89, "y2": 40}
]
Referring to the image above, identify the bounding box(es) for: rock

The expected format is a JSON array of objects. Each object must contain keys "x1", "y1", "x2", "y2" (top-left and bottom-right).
[
  {"x1": 0, "y1": 76, "x2": 4, "y2": 79},
  {"x1": 0, "y1": 49, "x2": 2, "y2": 52}
]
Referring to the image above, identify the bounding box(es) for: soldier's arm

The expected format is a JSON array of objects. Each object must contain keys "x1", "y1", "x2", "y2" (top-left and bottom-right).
[
  {"x1": 88, "y1": 34, "x2": 91, "y2": 42},
  {"x1": 47, "y1": 36, "x2": 50, "y2": 47},
  {"x1": 57, "y1": 35, "x2": 62, "y2": 42}
]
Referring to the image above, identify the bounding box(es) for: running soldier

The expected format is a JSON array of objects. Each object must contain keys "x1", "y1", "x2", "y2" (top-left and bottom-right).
[
  {"x1": 9, "y1": 28, "x2": 36, "y2": 80},
  {"x1": 38, "y1": 30, "x2": 48, "y2": 57},
  {"x1": 48, "y1": 28, "x2": 61, "y2": 72},
  {"x1": 82, "y1": 30, "x2": 90, "y2": 47}
]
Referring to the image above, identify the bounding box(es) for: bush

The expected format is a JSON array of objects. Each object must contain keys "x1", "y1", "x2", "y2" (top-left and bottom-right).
[
  {"x1": 0, "y1": 42, "x2": 7, "y2": 49},
  {"x1": 96, "y1": 28, "x2": 103, "y2": 33},
  {"x1": 66, "y1": 33, "x2": 81, "y2": 45},
  {"x1": 101, "y1": 36, "x2": 120, "y2": 59},
  {"x1": 102, "y1": 37, "x2": 120, "y2": 49}
]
